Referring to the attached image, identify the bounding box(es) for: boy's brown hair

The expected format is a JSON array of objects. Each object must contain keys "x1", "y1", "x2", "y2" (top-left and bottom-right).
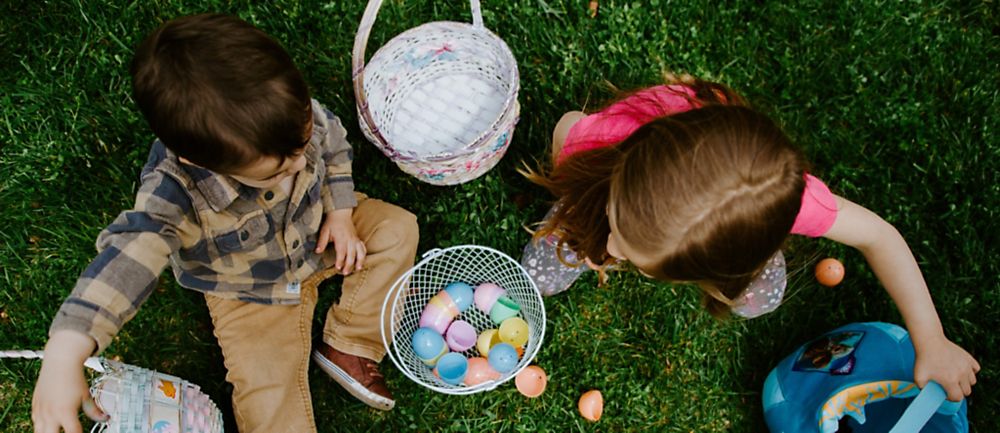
[
  {"x1": 131, "y1": 13, "x2": 311, "y2": 173},
  {"x1": 527, "y1": 79, "x2": 808, "y2": 317}
]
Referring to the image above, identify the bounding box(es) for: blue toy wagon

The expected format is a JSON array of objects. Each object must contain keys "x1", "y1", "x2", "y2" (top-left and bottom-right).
[{"x1": 763, "y1": 322, "x2": 968, "y2": 433}]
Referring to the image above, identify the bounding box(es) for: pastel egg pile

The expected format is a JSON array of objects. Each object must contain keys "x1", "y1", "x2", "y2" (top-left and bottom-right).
[{"x1": 409, "y1": 282, "x2": 530, "y2": 386}]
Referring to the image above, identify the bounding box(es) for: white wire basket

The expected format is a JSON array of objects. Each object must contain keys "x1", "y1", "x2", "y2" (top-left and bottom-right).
[
  {"x1": 0, "y1": 351, "x2": 224, "y2": 433},
  {"x1": 381, "y1": 246, "x2": 545, "y2": 394},
  {"x1": 352, "y1": 0, "x2": 520, "y2": 185}
]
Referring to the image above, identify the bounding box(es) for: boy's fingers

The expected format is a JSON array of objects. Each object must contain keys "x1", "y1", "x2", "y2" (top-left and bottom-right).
[
  {"x1": 335, "y1": 243, "x2": 346, "y2": 270},
  {"x1": 945, "y1": 383, "x2": 965, "y2": 402},
  {"x1": 81, "y1": 395, "x2": 108, "y2": 422},
  {"x1": 343, "y1": 242, "x2": 356, "y2": 275},
  {"x1": 356, "y1": 242, "x2": 366, "y2": 270},
  {"x1": 316, "y1": 229, "x2": 330, "y2": 253}
]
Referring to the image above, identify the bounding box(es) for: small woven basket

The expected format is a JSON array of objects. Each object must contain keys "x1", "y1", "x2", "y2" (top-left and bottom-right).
[
  {"x1": 381, "y1": 246, "x2": 545, "y2": 395},
  {"x1": 353, "y1": 0, "x2": 520, "y2": 185},
  {"x1": 1, "y1": 351, "x2": 224, "y2": 433}
]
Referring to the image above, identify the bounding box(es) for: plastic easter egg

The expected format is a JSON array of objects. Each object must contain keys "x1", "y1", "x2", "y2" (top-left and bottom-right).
[
  {"x1": 477, "y1": 329, "x2": 501, "y2": 356},
  {"x1": 445, "y1": 320, "x2": 477, "y2": 352},
  {"x1": 474, "y1": 283, "x2": 506, "y2": 314},
  {"x1": 464, "y1": 357, "x2": 501, "y2": 386},
  {"x1": 411, "y1": 327, "x2": 447, "y2": 366},
  {"x1": 434, "y1": 352, "x2": 468, "y2": 385},
  {"x1": 499, "y1": 317, "x2": 530, "y2": 347},
  {"x1": 815, "y1": 258, "x2": 845, "y2": 287},
  {"x1": 443, "y1": 282, "x2": 474, "y2": 312},
  {"x1": 487, "y1": 343, "x2": 519, "y2": 374},
  {"x1": 578, "y1": 390, "x2": 603, "y2": 421},
  {"x1": 419, "y1": 291, "x2": 460, "y2": 334},
  {"x1": 515, "y1": 365, "x2": 547, "y2": 398},
  {"x1": 489, "y1": 296, "x2": 521, "y2": 324}
]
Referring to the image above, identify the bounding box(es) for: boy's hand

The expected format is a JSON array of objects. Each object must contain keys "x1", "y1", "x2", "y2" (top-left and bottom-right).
[
  {"x1": 33, "y1": 330, "x2": 107, "y2": 433},
  {"x1": 316, "y1": 208, "x2": 366, "y2": 275},
  {"x1": 914, "y1": 334, "x2": 980, "y2": 402}
]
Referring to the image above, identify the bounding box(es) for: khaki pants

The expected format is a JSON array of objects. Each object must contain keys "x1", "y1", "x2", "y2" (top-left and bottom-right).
[{"x1": 205, "y1": 194, "x2": 418, "y2": 433}]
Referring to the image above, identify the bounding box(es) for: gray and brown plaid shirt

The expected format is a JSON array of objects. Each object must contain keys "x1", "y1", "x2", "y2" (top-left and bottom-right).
[{"x1": 50, "y1": 100, "x2": 356, "y2": 352}]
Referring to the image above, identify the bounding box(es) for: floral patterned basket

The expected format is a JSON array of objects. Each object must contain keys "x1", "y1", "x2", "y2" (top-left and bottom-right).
[{"x1": 352, "y1": 0, "x2": 520, "y2": 185}]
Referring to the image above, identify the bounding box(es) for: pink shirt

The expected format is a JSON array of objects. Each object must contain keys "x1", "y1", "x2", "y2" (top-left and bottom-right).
[{"x1": 559, "y1": 85, "x2": 837, "y2": 237}]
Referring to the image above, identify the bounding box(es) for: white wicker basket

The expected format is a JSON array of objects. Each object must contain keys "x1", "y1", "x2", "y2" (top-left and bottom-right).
[
  {"x1": 352, "y1": 0, "x2": 520, "y2": 185},
  {"x1": 381, "y1": 246, "x2": 545, "y2": 394},
  {"x1": 0, "y1": 351, "x2": 224, "y2": 433}
]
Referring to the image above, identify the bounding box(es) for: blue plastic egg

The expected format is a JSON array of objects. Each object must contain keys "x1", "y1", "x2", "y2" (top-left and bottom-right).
[
  {"x1": 488, "y1": 343, "x2": 519, "y2": 374},
  {"x1": 411, "y1": 327, "x2": 447, "y2": 366},
  {"x1": 435, "y1": 352, "x2": 469, "y2": 385},
  {"x1": 443, "y1": 282, "x2": 475, "y2": 312}
]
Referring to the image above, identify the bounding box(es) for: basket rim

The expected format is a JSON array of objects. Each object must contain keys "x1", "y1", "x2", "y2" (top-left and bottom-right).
[
  {"x1": 357, "y1": 21, "x2": 520, "y2": 163},
  {"x1": 379, "y1": 245, "x2": 545, "y2": 395}
]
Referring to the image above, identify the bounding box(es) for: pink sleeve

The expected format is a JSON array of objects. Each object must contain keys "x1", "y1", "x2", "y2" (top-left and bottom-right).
[
  {"x1": 790, "y1": 174, "x2": 839, "y2": 237},
  {"x1": 558, "y1": 85, "x2": 698, "y2": 164}
]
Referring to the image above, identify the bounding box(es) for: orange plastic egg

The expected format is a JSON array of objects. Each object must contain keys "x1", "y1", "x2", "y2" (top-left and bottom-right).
[
  {"x1": 514, "y1": 365, "x2": 547, "y2": 398},
  {"x1": 578, "y1": 390, "x2": 603, "y2": 421},
  {"x1": 815, "y1": 258, "x2": 845, "y2": 287}
]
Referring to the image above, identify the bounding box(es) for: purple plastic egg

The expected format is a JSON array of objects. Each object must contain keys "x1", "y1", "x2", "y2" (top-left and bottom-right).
[
  {"x1": 419, "y1": 291, "x2": 460, "y2": 335},
  {"x1": 474, "y1": 283, "x2": 507, "y2": 314},
  {"x1": 445, "y1": 320, "x2": 478, "y2": 352}
]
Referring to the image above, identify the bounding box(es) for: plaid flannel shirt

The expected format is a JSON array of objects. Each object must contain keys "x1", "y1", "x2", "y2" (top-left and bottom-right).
[{"x1": 50, "y1": 100, "x2": 356, "y2": 352}]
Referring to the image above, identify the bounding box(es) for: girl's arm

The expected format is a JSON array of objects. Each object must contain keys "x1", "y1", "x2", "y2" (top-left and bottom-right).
[{"x1": 822, "y1": 195, "x2": 980, "y2": 401}]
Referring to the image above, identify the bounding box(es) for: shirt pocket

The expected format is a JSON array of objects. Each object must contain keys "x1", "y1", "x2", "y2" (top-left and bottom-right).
[{"x1": 212, "y1": 211, "x2": 273, "y2": 255}]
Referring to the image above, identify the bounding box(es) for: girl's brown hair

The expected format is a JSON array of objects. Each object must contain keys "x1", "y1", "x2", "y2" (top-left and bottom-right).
[{"x1": 526, "y1": 78, "x2": 808, "y2": 317}]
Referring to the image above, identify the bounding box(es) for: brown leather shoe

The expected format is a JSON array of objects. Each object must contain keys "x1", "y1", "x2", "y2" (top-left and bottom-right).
[{"x1": 312, "y1": 342, "x2": 394, "y2": 410}]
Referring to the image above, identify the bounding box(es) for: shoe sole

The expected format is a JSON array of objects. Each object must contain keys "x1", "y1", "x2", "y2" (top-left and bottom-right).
[{"x1": 312, "y1": 350, "x2": 395, "y2": 411}]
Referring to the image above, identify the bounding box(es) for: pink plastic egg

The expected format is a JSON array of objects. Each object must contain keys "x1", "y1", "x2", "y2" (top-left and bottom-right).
[
  {"x1": 515, "y1": 365, "x2": 547, "y2": 398},
  {"x1": 445, "y1": 320, "x2": 477, "y2": 352},
  {"x1": 474, "y1": 283, "x2": 506, "y2": 314},
  {"x1": 464, "y1": 357, "x2": 501, "y2": 386},
  {"x1": 578, "y1": 390, "x2": 603, "y2": 421},
  {"x1": 419, "y1": 290, "x2": 460, "y2": 334}
]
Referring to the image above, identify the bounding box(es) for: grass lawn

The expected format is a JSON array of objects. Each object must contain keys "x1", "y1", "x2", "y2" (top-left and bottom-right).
[{"x1": 1, "y1": 0, "x2": 997, "y2": 431}]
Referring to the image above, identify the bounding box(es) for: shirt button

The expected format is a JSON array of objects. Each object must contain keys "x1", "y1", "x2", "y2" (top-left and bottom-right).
[
  {"x1": 240, "y1": 231, "x2": 249, "y2": 241},
  {"x1": 264, "y1": 191, "x2": 275, "y2": 200},
  {"x1": 292, "y1": 240, "x2": 300, "y2": 249},
  {"x1": 296, "y1": 259, "x2": 304, "y2": 268}
]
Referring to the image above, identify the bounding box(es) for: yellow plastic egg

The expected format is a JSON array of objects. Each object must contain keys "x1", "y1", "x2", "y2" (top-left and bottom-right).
[
  {"x1": 476, "y1": 329, "x2": 501, "y2": 356},
  {"x1": 499, "y1": 317, "x2": 529, "y2": 347},
  {"x1": 578, "y1": 390, "x2": 603, "y2": 422},
  {"x1": 514, "y1": 365, "x2": 547, "y2": 398}
]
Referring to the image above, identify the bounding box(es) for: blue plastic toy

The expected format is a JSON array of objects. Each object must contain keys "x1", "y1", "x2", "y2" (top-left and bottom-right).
[
  {"x1": 443, "y1": 282, "x2": 475, "y2": 312},
  {"x1": 435, "y1": 352, "x2": 469, "y2": 386},
  {"x1": 763, "y1": 322, "x2": 968, "y2": 433},
  {"x1": 487, "y1": 343, "x2": 519, "y2": 374}
]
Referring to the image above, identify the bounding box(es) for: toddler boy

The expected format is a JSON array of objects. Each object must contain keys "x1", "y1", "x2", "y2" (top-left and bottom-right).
[{"x1": 31, "y1": 13, "x2": 417, "y2": 433}]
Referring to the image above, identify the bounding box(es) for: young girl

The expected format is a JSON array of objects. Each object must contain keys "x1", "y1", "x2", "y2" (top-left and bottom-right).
[{"x1": 521, "y1": 76, "x2": 979, "y2": 402}]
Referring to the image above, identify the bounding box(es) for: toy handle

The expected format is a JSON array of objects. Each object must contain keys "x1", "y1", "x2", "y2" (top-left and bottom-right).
[
  {"x1": 352, "y1": 0, "x2": 484, "y2": 158},
  {"x1": 889, "y1": 381, "x2": 951, "y2": 433}
]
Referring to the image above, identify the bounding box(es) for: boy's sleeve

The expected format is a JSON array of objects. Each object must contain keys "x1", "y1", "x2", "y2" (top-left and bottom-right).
[
  {"x1": 315, "y1": 102, "x2": 357, "y2": 212},
  {"x1": 49, "y1": 170, "x2": 193, "y2": 353}
]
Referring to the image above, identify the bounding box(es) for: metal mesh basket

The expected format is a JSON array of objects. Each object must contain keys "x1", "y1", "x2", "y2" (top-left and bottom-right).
[
  {"x1": 353, "y1": 0, "x2": 520, "y2": 185},
  {"x1": 381, "y1": 246, "x2": 545, "y2": 395},
  {"x1": 0, "y1": 351, "x2": 224, "y2": 433}
]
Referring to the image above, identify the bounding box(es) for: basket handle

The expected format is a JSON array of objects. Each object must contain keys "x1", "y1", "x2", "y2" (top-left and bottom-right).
[
  {"x1": 352, "y1": 0, "x2": 485, "y2": 157},
  {"x1": 0, "y1": 350, "x2": 107, "y2": 373},
  {"x1": 888, "y1": 381, "x2": 959, "y2": 433}
]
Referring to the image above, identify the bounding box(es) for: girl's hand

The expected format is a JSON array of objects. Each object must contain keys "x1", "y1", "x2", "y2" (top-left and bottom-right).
[
  {"x1": 914, "y1": 335, "x2": 980, "y2": 402},
  {"x1": 33, "y1": 331, "x2": 107, "y2": 433},
  {"x1": 316, "y1": 208, "x2": 366, "y2": 275}
]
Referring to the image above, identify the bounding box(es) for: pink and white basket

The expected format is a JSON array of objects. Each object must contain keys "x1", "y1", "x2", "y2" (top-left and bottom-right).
[{"x1": 352, "y1": 0, "x2": 520, "y2": 185}]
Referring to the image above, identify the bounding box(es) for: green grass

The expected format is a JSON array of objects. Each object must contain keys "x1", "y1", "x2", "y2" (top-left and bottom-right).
[{"x1": 1, "y1": 0, "x2": 997, "y2": 431}]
